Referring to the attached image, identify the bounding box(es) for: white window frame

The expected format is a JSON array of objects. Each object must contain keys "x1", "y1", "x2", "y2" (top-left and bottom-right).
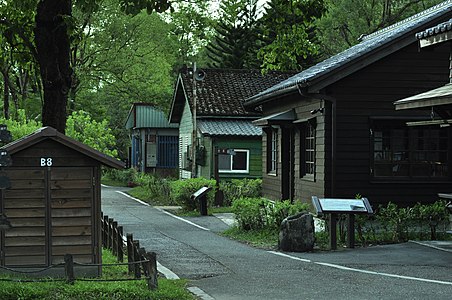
[{"x1": 218, "y1": 149, "x2": 250, "y2": 173}]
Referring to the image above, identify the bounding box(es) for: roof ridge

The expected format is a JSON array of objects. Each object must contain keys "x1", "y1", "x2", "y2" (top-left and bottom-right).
[{"x1": 362, "y1": 0, "x2": 452, "y2": 41}]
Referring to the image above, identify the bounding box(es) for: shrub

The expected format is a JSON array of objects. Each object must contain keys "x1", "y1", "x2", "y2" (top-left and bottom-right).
[
  {"x1": 232, "y1": 198, "x2": 310, "y2": 231},
  {"x1": 221, "y1": 178, "x2": 262, "y2": 206},
  {"x1": 170, "y1": 178, "x2": 216, "y2": 211},
  {"x1": 103, "y1": 168, "x2": 138, "y2": 186}
]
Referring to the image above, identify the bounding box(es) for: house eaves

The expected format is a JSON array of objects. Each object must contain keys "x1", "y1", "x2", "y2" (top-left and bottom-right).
[
  {"x1": 416, "y1": 18, "x2": 452, "y2": 47},
  {"x1": 198, "y1": 119, "x2": 261, "y2": 137},
  {"x1": 244, "y1": 1, "x2": 452, "y2": 109}
]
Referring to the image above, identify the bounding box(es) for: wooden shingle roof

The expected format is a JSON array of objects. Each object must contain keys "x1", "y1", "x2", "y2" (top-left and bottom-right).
[{"x1": 169, "y1": 68, "x2": 294, "y2": 123}]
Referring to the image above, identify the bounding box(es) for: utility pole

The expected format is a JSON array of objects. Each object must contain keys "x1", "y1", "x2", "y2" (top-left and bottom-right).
[
  {"x1": 191, "y1": 62, "x2": 197, "y2": 178},
  {"x1": 190, "y1": 62, "x2": 205, "y2": 178}
]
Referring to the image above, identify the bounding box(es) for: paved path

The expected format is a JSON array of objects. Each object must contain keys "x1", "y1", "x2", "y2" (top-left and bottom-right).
[{"x1": 101, "y1": 186, "x2": 452, "y2": 300}]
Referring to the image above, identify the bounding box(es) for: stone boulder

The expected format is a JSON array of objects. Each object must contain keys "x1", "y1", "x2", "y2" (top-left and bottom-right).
[{"x1": 278, "y1": 212, "x2": 315, "y2": 252}]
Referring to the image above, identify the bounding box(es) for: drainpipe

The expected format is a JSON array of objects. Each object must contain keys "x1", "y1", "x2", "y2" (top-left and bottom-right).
[{"x1": 298, "y1": 85, "x2": 337, "y2": 198}]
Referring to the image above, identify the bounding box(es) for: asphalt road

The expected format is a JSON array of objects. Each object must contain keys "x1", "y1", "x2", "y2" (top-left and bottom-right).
[{"x1": 101, "y1": 186, "x2": 452, "y2": 300}]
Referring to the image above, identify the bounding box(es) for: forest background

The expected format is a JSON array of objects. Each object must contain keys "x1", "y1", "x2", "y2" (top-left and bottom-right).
[{"x1": 0, "y1": 0, "x2": 445, "y2": 159}]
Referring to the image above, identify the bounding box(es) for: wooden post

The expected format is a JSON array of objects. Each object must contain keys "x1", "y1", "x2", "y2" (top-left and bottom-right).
[
  {"x1": 347, "y1": 214, "x2": 355, "y2": 248},
  {"x1": 329, "y1": 213, "x2": 337, "y2": 250},
  {"x1": 64, "y1": 254, "x2": 75, "y2": 285},
  {"x1": 139, "y1": 248, "x2": 147, "y2": 276},
  {"x1": 133, "y1": 240, "x2": 141, "y2": 279},
  {"x1": 103, "y1": 215, "x2": 109, "y2": 248},
  {"x1": 117, "y1": 226, "x2": 124, "y2": 262},
  {"x1": 127, "y1": 234, "x2": 134, "y2": 275},
  {"x1": 145, "y1": 251, "x2": 158, "y2": 290},
  {"x1": 107, "y1": 218, "x2": 113, "y2": 249},
  {"x1": 110, "y1": 221, "x2": 118, "y2": 257}
]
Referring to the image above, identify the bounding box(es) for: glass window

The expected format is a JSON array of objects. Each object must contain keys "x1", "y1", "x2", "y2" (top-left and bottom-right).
[
  {"x1": 301, "y1": 121, "x2": 316, "y2": 177},
  {"x1": 267, "y1": 128, "x2": 278, "y2": 174},
  {"x1": 372, "y1": 121, "x2": 449, "y2": 179},
  {"x1": 219, "y1": 149, "x2": 249, "y2": 173}
]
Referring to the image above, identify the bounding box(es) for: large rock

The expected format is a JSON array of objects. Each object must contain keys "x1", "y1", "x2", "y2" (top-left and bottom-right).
[{"x1": 278, "y1": 212, "x2": 315, "y2": 252}]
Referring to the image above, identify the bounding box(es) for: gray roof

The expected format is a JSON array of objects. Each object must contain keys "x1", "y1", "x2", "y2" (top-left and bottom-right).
[
  {"x1": 125, "y1": 103, "x2": 178, "y2": 129},
  {"x1": 244, "y1": 1, "x2": 452, "y2": 108},
  {"x1": 197, "y1": 119, "x2": 262, "y2": 136}
]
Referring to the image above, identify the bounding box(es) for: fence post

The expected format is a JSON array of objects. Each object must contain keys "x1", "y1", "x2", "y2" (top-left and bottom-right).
[
  {"x1": 117, "y1": 226, "x2": 124, "y2": 262},
  {"x1": 108, "y1": 218, "x2": 114, "y2": 249},
  {"x1": 103, "y1": 215, "x2": 109, "y2": 248},
  {"x1": 112, "y1": 221, "x2": 118, "y2": 256},
  {"x1": 133, "y1": 240, "x2": 141, "y2": 279},
  {"x1": 127, "y1": 234, "x2": 134, "y2": 275},
  {"x1": 145, "y1": 251, "x2": 158, "y2": 290},
  {"x1": 64, "y1": 254, "x2": 75, "y2": 285}
]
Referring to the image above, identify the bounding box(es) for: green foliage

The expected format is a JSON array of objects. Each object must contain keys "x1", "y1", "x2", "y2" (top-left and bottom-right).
[
  {"x1": 103, "y1": 168, "x2": 138, "y2": 187},
  {"x1": 66, "y1": 110, "x2": 118, "y2": 157},
  {"x1": 232, "y1": 197, "x2": 310, "y2": 231},
  {"x1": 206, "y1": 0, "x2": 261, "y2": 69},
  {"x1": 222, "y1": 226, "x2": 279, "y2": 249},
  {"x1": 0, "y1": 109, "x2": 41, "y2": 140},
  {"x1": 129, "y1": 173, "x2": 174, "y2": 205},
  {"x1": 316, "y1": 0, "x2": 444, "y2": 57},
  {"x1": 0, "y1": 248, "x2": 195, "y2": 300},
  {"x1": 258, "y1": 0, "x2": 326, "y2": 71},
  {"x1": 170, "y1": 178, "x2": 216, "y2": 211},
  {"x1": 353, "y1": 200, "x2": 450, "y2": 245},
  {"x1": 220, "y1": 178, "x2": 262, "y2": 206}
]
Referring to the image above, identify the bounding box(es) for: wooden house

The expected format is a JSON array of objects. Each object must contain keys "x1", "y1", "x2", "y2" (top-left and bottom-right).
[
  {"x1": 169, "y1": 68, "x2": 293, "y2": 180},
  {"x1": 125, "y1": 103, "x2": 178, "y2": 176},
  {"x1": 243, "y1": 1, "x2": 452, "y2": 206},
  {"x1": 0, "y1": 127, "x2": 124, "y2": 276}
]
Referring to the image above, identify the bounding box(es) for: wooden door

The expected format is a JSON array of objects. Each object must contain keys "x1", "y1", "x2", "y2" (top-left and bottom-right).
[
  {"x1": 1, "y1": 169, "x2": 47, "y2": 266},
  {"x1": 0, "y1": 167, "x2": 94, "y2": 267},
  {"x1": 50, "y1": 167, "x2": 94, "y2": 265}
]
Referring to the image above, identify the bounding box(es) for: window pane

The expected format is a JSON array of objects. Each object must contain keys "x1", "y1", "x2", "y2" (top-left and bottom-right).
[
  {"x1": 232, "y1": 152, "x2": 247, "y2": 170},
  {"x1": 218, "y1": 154, "x2": 231, "y2": 171},
  {"x1": 373, "y1": 122, "x2": 449, "y2": 179}
]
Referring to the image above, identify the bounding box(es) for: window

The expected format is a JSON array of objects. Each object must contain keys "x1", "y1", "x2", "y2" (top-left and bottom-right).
[
  {"x1": 301, "y1": 121, "x2": 316, "y2": 177},
  {"x1": 267, "y1": 128, "x2": 278, "y2": 174},
  {"x1": 157, "y1": 136, "x2": 178, "y2": 168},
  {"x1": 218, "y1": 149, "x2": 249, "y2": 173},
  {"x1": 372, "y1": 120, "x2": 449, "y2": 179}
]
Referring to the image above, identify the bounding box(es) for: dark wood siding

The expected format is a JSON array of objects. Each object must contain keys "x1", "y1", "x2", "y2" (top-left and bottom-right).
[{"x1": 329, "y1": 42, "x2": 451, "y2": 206}]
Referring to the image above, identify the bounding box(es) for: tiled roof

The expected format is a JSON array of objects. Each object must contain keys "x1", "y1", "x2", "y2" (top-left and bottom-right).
[
  {"x1": 244, "y1": 0, "x2": 452, "y2": 108},
  {"x1": 416, "y1": 18, "x2": 452, "y2": 39},
  {"x1": 197, "y1": 119, "x2": 262, "y2": 136},
  {"x1": 178, "y1": 68, "x2": 294, "y2": 117}
]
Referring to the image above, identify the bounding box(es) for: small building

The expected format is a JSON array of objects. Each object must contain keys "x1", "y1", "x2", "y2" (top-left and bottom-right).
[
  {"x1": 169, "y1": 68, "x2": 293, "y2": 180},
  {"x1": 125, "y1": 103, "x2": 179, "y2": 176},
  {"x1": 243, "y1": 2, "x2": 452, "y2": 206},
  {"x1": 0, "y1": 127, "x2": 124, "y2": 276}
]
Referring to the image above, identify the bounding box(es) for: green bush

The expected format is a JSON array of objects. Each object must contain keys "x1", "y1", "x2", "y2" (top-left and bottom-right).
[
  {"x1": 232, "y1": 198, "x2": 310, "y2": 231},
  {"x1": 103, "y1": 168, "x2": 138, "y2": 186},
  {"x1": 170, "y1": 178, "x2": 216, "y2": 211},
  {"x1": 220, "y1": 178, "x2": 262, "y2": 206}
]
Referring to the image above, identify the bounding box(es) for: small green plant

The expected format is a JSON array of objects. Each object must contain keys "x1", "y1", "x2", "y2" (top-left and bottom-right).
[
  {"x1": 221, "y1": 178, "x2": 262, "y2": 206},
  {"x1": 170, "y1": 178, "x2": 216, "y2": 211},
  {"x1": 232, "y1": 198, "x2": 310, "y2": 231}
]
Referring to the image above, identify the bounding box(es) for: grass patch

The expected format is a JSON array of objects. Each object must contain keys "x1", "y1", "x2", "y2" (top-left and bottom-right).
[
  {"x1": 222, "y1": 226, "x2": 278, "y2": 249},
  {"x1": 101, "y1": 177, "x2": 128, "y2": 187},
  {"x1": 175, "y1": 206, "x2": 234, "y2": 217},
  {"x1": 128, "y1": 186, "x2": 175, "y2": 206},
  {"x1": 0, "y1": 249, "x2": 195, "y2": 300}
]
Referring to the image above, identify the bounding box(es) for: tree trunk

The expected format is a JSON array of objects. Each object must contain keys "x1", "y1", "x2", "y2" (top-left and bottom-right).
[
  {"x1": 34, "y1": 0, "x2": 72, "y2": 134},
  {"x1": 2, "y1": 72, "x2": 9, "y2": 120}
]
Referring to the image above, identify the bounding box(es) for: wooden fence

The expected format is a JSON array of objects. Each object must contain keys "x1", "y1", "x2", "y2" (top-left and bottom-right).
[{"x1": 101, "y1": 212, "x2": 158, "y2": 289}]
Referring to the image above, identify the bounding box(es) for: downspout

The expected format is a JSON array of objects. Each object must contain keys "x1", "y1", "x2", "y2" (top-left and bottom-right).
[{"x1": 297, "y1": 84, "x2": 337, "y2": 197}]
